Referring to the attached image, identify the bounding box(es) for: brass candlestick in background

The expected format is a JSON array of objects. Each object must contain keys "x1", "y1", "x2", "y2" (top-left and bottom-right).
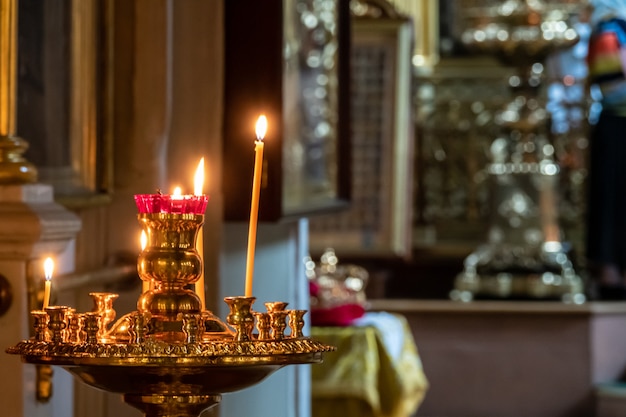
[
  {"x1": 7, "y1": 194, "x2": 334, "y2": 417},
  {"x1": 450, "y1": 0, "x2": 586, "y2": 303}
]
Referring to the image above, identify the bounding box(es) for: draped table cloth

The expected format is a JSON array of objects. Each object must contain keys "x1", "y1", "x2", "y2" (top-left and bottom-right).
[{"x1": 311, "y1": 312, "x2": 428, "y2": 417}]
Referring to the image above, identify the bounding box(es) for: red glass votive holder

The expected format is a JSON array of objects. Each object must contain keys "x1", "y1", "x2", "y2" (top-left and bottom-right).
[{"x1": 134, "y1": 194, "x2": 209, "y2": 214}]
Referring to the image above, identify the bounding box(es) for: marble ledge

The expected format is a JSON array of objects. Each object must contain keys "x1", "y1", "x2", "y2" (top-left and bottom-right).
[
  {"x1": 0, "y1": 183, "x2": 54, "y2": 203},
  {"x1": 368, "y1": 298, "x2": 626, "y2": 316}
]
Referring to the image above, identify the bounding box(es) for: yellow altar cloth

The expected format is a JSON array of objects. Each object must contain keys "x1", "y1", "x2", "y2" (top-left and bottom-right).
[{"x1": 311, "y1": 312, "x2": 428, "y2": 417}]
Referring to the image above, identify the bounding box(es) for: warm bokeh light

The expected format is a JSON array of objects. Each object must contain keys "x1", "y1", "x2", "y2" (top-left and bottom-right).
[
  {"x1": 173, "y1": 186, "x2": 182, "y2": 197},
  {"x1": 140, "y1": 230, "x2": 147, "y2": 251}
]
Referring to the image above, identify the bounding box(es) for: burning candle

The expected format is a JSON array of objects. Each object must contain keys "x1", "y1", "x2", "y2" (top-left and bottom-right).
[
  {"x1": 140, "y1": 230, "x2": 149, "y2": 293},
  {"x1": 43, "y1": 257, "x2": 54, "y2": 309},
  {"x1": 194, "y1": 158, "x2": 206, "y2": 311},
  {"x1": 171, "y1": 186, "x2": 183, "y2": 212},
  {"x1": 245, "y1": 115, "x2": 267, "y2": 297}
]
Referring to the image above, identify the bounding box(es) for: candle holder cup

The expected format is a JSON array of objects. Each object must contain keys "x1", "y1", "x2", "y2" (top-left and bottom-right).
[{"x1": 224, "y1": 296, "x2": 256, "y2": 342}]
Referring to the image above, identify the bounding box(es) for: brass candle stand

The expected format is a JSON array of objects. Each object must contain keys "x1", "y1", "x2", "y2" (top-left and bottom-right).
[{"x1": 7, "y1": 195, "x2": 334, "y2": 417}]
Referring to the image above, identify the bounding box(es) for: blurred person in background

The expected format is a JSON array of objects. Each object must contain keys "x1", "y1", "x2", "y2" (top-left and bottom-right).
[{"x1": 586, "y1": 0, "x2": 626, "y2": 299}]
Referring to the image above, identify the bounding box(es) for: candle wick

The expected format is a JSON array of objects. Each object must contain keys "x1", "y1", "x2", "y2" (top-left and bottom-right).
[{"x1": 156, "y1": 188, "x2": 162, "y2": 195}]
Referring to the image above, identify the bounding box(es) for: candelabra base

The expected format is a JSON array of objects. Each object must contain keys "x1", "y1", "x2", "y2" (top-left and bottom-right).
[{"x1": 9, "y1": 336, "x2": 331, "y2": 417}]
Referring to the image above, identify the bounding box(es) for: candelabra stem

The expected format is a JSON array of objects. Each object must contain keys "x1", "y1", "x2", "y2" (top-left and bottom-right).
[{"x1": 124, "y1": 394, "x2": 221, "y2": 417}]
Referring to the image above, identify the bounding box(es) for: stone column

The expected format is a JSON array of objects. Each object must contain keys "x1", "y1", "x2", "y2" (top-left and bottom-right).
[
  {"x1": 0, "y1": 1, "x2": 82, "y2": 416},
  {"x1": 0, "y1": 185, "x2": 81, "y2": 417}
]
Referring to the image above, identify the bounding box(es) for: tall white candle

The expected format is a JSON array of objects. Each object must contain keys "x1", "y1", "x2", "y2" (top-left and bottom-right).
[
  {"x1": 194, "y1": 158, "x2": 206, "y2": 310},
  {"x1": 42, "y1": 257, "x2": 54, "y2": 309},
  {"x1": 245, "y1": 116, "x2": 267, "y2": 297}
]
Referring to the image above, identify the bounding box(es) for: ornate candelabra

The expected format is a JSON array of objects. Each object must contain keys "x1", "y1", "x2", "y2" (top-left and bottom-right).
[
  {"x1": 449, "y1": 0, "x2": 586, "y2": 303},
  {"x1": 7, "y1": 194, "x2": 334, "y2": 417}
]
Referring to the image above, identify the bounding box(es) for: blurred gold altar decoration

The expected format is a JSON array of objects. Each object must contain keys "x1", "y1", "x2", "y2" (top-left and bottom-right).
[
  {"x1": 306, "y1": 249, "x2": 369, "y2": 308},
  {"x1": 305, "y1": 249, "x2": 369, "y2": 326}
]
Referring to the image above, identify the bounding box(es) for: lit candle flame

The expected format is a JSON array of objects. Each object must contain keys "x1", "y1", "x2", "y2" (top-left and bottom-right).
[
  {"x1": 43, "y1": 257, "x2": 54, "y2": 282},
  {"x1": 194, "y1": 158, "x2": 205, "y2": 196},
  {"x1": 255, "y1": 115, "x2": 267, "y2": 141},
  {"x1": 140, "y1": 230, "x2": 147, "y2": 251},
  {"x1": 172, "y1": 186, "x2": 182, "y2": 198}
]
